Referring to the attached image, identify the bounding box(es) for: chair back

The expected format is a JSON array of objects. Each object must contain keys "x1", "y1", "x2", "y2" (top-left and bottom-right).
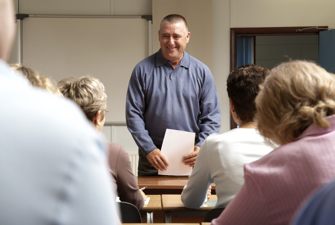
[
  {"x1": 204, "y1": 207, "x2": 225, "y2": 222},
  {"x1": 118, "y1": 201, "x2": 142, "y2": 223}
]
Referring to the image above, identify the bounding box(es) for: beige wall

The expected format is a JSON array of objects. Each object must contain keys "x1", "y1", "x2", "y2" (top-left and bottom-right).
[
  {"x1": 230, "y1": 0, "x2": 335, "y2": 28},
  {"x1": 14, "y1": 0, "x2": 151, "y2": 15},
  {"x1": 11, "y1": 0, "x2": 335, "y2": 133},
  {"x1": 212, "y1": 0, "x2": 230, "y2": 132}
]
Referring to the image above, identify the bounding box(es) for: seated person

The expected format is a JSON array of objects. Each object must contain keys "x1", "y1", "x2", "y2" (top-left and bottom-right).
[
  {"x1": 58, "y1": 76, "x2": 146, "y2": 210},
  {"x1": 181, "y1": 64, "x2": 274, "y2": 208},
  {"x1": 0, "y1": 0, "x2": 119, "y2": 223},
  {"x1": 212, "y1": 60, "x2": 335, "y2": 225},
  {"x1": 291, "y1": 178, "x2": 335, "y2": 225},
  {"x1": 11, "y1": 64, "x2": 62, "y2": 95}
]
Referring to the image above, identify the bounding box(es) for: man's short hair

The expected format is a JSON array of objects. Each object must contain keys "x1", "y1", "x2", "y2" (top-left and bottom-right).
[
  {"x1": 160, "y1": 14, "x2": 188, "y2": 32},
  {"x1": 227, "y1": 64, "x2": 270, "y2": 122}
]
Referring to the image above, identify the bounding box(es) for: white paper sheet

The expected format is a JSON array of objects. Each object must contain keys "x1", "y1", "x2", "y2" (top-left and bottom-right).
[
  {"x1": 144, "y1": 197, "x2": 150, "y2": 205},
  {"x1": 158, "y1": 129, "x2": 195, "y2": 176}
]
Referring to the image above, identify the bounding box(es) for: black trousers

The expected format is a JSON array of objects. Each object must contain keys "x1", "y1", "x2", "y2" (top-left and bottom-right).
[{"x1": 137, "y1": 147, "x2": 161, "y2": 176}]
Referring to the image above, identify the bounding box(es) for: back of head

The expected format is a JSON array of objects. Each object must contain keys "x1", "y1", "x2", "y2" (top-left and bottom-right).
[
  {"x1": 57, "y1": 76, "x2": 107, "y2": 122},
  {"x1": 227, "y1": 64, "x2": 270, "y2": 122},
  {"x1": 256, "y1": 60, "x2": 335, "y2": 145},
  {"x1": 11, "y1": 64, "x2": 62, "y2": 95},
  {"x1": 160, "y1": 14, "x2": 188, "y2": 32}
]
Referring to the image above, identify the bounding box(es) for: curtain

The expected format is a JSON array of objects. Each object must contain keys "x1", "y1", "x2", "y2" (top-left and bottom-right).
[{"x1": 237, "y1": 36, "x2": 253, "y2": 67}]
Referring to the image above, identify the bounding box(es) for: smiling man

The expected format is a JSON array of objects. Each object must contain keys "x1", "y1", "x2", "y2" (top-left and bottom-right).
[{"x1": 126, "y1": 14, "x2": 221, "y2": 176}]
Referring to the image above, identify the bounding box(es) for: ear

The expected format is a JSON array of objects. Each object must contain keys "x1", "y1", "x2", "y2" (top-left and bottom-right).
[
  {"x1": 93, "y1": 110, "x2": 102, "y2": 126},
  {"x1": 229, "y1": 98, "x2": 240, "y2": 125},
  {"x1": 229, "y1": 98, "x2": 235, "y2": 113},
  {"x1": 158, "y1": 30, "x2": 161, "y2": 42},
  {"x1": 186, "y1": 32, "x2": 191, "y2": 44}
]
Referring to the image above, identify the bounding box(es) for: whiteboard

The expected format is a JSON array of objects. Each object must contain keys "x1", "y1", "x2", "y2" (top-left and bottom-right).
[{"x1": 22, "y1": 17, "x2": 148, "y2": 122}]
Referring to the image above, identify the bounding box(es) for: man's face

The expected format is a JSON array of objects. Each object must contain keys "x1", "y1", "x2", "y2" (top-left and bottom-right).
[{"x1": 158, "y1": 21, "x2": 190, "y2": 66}]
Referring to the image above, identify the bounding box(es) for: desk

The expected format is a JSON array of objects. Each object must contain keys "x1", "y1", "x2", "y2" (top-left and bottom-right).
[
  {"x1": 124, "y1": 224, "x2": 200, "y2": 225},
  {"x1": 162, "y1": 194, "x2": 217, "y2": 223},
  {"x1": 138, "y1": 176, "x2": 215, "y2": 194},
  {"x1": 140, "y1": 195, "x2": 162, "y2": 223},
  {"x1": 137, "y1": 176, "x2": 189, "y2": 194}
]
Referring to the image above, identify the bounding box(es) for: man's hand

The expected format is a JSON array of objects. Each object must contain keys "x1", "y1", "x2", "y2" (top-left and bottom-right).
[
  {"x1": 146, "y1": 148, "x2": 169, "y2": 171},
  {"x1": 182, "y1": 145, "x2": 200, "y2": 167}
]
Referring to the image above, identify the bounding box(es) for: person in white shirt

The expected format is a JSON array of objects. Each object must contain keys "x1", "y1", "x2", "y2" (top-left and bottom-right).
[
  {"x1": 0, "y1": 0, "x2": 120, "y2": 224},
  {"x1": 181, "y1": 64, "x2": 274, "y2": 209}
]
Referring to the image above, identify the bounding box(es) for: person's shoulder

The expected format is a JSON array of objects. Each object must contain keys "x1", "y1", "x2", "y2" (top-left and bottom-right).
[
  {"x1": 133, "y1": 51, "x2": 157, "y2": 69},
  {"x1": 184, "y1": 52, "x2": 213, "y2": 81},
  {"x1": 245, "y1": 141, "x2": 282, "y2": 170},
  {"x1": 108, "y1": 142, "x2": 125, "y2": 154},
  {"x1": 204, "y1": 129, "x2": 265, "y2": 152},
  {"x1": 201, "y1": 133, "x2": 220, "y2": 151},
  {"x1": 16, "y1": 85, "x2": 101, "y2": 145},
  {"x1": 130, "y1": 52, "x2": 157, "y2": 80},
  {"x1": 292, "y1": 179, "x2": 335, "y2": 225},
  {"x1": 1, "y1": 82, "x2": 107, "y2": 174},
  {"x1": 185, "y1": 52, "x2": 210, "y2": 70},
  {"x1": 0, "y1": 60, "x2": 30, "y2": 88},
  {"x1": 207, "y1": 128, "x2": 246, "y2": 142}
]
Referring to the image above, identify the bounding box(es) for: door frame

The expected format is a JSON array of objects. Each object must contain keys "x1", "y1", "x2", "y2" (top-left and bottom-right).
[{"x1": 229, "y1": 26, "x2": 328, "y2": 129}]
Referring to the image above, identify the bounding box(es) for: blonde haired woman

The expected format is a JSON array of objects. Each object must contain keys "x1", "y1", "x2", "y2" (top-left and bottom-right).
[
  {"x1": 58, "y1": 76, "x2": 146, "y2": 210},
  {"x1": 212, "y1": 60, "x2": 335, "y2": 225},
  {"x1": 11, "y1": 64, "x2": 62, "y2": 95}
]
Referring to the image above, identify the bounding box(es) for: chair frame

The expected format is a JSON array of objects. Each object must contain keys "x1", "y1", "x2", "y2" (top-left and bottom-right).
[{"x1": 118, "y1": 201, "x2": 142, "y2": 223}]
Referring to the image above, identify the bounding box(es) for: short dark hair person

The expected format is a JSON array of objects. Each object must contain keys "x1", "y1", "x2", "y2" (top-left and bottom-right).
[{"x1": 227, "y1": 64, "x2": 270, "y2": 122}]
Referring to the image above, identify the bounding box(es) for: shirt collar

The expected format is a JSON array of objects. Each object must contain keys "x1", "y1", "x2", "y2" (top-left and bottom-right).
[
  {"x1": 296, "y1": 115, "x2": 335, "y2": 140},
  {"x1": 155, "y1": 49, "x2": 190, "y2": 69}
]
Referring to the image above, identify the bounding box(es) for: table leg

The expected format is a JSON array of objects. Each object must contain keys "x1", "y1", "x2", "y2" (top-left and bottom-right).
[
  {"x1": 163, "y1": 211, "x2": 171, "y2": 223},
  {"x1": 146, "y1": 212, "x2": 153, "y2": 223}
]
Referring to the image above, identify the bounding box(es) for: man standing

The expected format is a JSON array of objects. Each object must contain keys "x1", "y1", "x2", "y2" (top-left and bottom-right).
[
  {"x1": 0, "y1": 0, "x2": 119, "y2": 224},
  {"x1": 126, "y1": 14, "x2": 221, "y2": 176}
]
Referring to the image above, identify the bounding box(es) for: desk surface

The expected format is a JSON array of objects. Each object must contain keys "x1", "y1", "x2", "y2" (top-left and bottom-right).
[
  {"x1": 137, "y1": 176, "x2": 189, "y2": 189},
  {"x1": 138, "y1": 176, "x2": 215, "y2": 195},
  {"x1": 124, "y1": 224, "x2": 200, "y2": 225},
  {"x1": 162, "y1": 194, "x2": 217, "y2": 211},
  {"x1": 141, "y1": 194, "x2": 162, "y2": 212}
]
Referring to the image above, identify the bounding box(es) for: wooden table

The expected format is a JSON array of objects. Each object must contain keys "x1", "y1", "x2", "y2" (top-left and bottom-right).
[
  {"x1": 140, "y1": 195, "x2": 162, "y2": 223},
  {"x1": 124, "y1": 224, "x2": 200, "y2": 225},
  {"x1": 161, "y1": 194, "x2": 217, "y2": 223},
  {"x1": 137, "y1": 176, "x2": 215, "y2": 194},
  {"x1": 137, "y1": 176, "x2": 189, "y2": 194}
]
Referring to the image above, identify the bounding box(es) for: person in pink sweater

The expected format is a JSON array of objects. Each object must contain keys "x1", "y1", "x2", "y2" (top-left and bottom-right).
[{"x1": 212, "y1": 60, "x2": 335, "y2": 225}]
